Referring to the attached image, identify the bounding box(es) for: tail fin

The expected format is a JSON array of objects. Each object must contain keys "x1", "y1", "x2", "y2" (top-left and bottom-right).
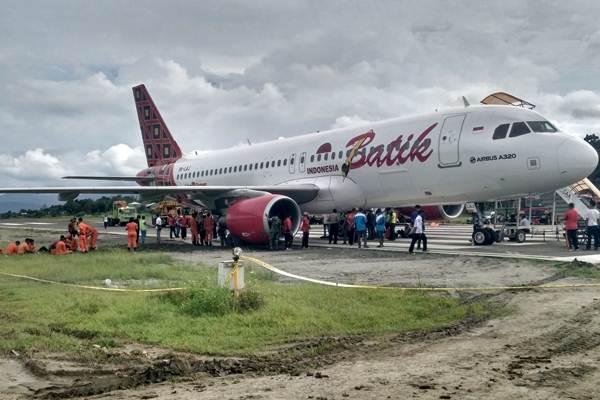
[{"x1": 133, "y1": 84, "x2": 183, "y2": 167}]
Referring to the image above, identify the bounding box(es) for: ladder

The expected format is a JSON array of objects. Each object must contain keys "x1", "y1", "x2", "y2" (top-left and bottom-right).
[{"x1": 555, "y1": 178, "x2": 599, "y2": 217}]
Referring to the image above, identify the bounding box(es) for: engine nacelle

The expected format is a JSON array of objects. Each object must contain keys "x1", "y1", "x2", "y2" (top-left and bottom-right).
[
  {"x1": 397, "y1": 204, "x2": 465, "y2": 220},
  {"x1": 226, "y1": 194, "x2": 302, "y2": 244}
]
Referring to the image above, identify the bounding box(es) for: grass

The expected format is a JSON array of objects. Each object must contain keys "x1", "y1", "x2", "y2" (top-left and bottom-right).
[
  {"x1": 552, "y1": 260, "x2": 600, "y2": 279},
  {"x1": 0, "y1": 251, "x2": 492, "y2": 358}
]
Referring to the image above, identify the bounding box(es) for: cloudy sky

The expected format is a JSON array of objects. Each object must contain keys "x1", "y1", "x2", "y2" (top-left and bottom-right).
[{"x1": 1, "y1": 0, "x2": 600, "y2": 188}]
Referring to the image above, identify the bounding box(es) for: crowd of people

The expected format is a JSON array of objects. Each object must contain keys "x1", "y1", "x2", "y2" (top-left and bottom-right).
[
  {"x1": 158, "y1": 211, "x2": 228, "y2": 247},
  {"x1": 268, "y1": 206, "x2": 428, "y2": 253}
]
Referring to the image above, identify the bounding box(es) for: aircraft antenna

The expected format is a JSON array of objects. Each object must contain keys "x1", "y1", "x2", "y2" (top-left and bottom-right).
[
  {"x1": 462, "y1": 96, "x2": 470, "y2": 107},
  {"x1": 246, "y1": 138, "x2": 252, "y2": 146}
]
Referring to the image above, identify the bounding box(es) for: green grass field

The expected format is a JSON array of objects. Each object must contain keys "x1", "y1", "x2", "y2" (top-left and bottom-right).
[{"x1": 0, "y1": 251, "x2": 491, "y2": 358}]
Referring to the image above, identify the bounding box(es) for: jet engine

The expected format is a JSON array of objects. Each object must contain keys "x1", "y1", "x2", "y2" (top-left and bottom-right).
[
  {"x1": 397, "y1": 204, "x2": 465, "y2": 220},
  {"x1": 226, "y1": 194, "x2": 302, "y2": 244}
]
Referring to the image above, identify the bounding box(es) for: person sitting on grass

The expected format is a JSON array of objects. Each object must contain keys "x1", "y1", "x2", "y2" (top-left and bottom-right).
[{"x1": 4, "y1": 240, "x2": 20, "y2": 256}]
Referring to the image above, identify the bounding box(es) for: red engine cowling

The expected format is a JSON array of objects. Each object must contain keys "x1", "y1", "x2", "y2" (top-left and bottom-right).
[
  {"x1": 226, "y1": 194, "x2": 302, "y2": 244},
  {"x1": 396, "y1": 204, "x2": 465, "y2": 220}
]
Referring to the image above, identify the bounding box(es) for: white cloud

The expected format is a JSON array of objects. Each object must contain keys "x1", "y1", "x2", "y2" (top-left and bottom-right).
[{"x1": 1, "y1": 0, "x2": 600, "y2": 189}]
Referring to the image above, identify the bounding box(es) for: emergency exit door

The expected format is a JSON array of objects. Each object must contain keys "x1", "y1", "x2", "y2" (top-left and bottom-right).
[{"x1": 437, "y1": 114, "x2": 466, "y2": 168}]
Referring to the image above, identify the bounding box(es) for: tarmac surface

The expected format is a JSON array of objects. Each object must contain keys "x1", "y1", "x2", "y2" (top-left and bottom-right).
[{"x1": 2, "y1": 218, "x2": 599, "y2": 263}]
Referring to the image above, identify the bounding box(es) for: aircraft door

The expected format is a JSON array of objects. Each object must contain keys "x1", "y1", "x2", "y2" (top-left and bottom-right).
[
  {"x1": 438, "y1": 114, "x2": 466, "y2": 168},
  {"x1": 289, "y1": 153, "x2": 296, "y2": 174},
  {"x1": 299, "y1": 152, "x2": 306, "y2": 173}
]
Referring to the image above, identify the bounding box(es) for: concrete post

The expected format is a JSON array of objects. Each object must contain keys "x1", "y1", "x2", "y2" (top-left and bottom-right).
[{"x1": 218, "y1": 260, "x2": 245, "y2": 290}]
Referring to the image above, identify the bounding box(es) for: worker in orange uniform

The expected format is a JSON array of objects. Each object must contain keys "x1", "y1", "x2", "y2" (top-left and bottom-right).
[
  {"x1": 203, "y1": 212, "x2": 214, "y2": 246},
  {"x1": 77, "y1": 217, "x2": 92, "y2": 253},
  {"x1": 17, "y1": 240, "x2": 29, "y2": 254},
  {"x1": 88, "y1": 227, "x2": 98, "y2": 251},
  {"x1": 5, "y1": 240, "x2": 20, "y2": 256},
  {"x1": 50, "y1": 236, "x2": 72, "y2": 255},
  {"x1": 189, "y1": 212, "x2": 199, "y2": 246},
  {"x1": 125, "y1": 217, "x2": 138, "y2": 251},
  {"x1": 25, "y1": 238, "x2": 36, "y2": 253}
]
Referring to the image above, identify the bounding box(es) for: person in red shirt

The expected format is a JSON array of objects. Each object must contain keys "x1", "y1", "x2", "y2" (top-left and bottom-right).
[
  {"x1": 346, "y1": 209, "x2": 356, "y2": 246},
  {"x1": 178, "y1": 214, "x2": 187, "y2": 240},
  {"x1": 283, "y1": 216, "x2": 293, "y2": 249},
  {"x1": 188, "y1": 213, "x2": 199, "y2": 246},
  {"x1": 564, "y1": 202, "x2": 580, "y2": 251},
  {"x1": 125, "y1": 217, "x2": 138, "y2": 251},
  {"x1": 300, "y1": 212, "x2": 311, "y2": 249}
]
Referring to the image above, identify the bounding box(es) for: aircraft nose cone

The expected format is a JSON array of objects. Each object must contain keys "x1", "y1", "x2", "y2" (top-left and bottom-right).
[{"x1": 558, "y1": 136, "x2": 598, "y2": 182}]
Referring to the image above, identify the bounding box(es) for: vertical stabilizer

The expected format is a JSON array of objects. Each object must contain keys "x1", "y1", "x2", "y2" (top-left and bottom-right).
[{"x1": 133, "y1": 84, "x2": 183, "y2": 167}]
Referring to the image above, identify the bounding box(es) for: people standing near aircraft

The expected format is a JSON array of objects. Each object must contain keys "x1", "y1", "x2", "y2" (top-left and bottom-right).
[
  {"x1": 140, "y1": 215, "x2": 148, "y2": 245},
  {"x1": 189, "y1": 212, "x2": 199, "y2": 246},
  {"x1": 204, "y1": 212, "x2": 214, "y2": 245},
  {"x1": 328, "y1": 209, "x2": 339, "y2": 244},
  {"x1": 283, "y1": 216, "x2": 293, "y2": 249},
  {"x1": 340, "y1": 211, "x2": 348, "y2": 244},
  {"x1": 135, "y1": 215, "x2": 141, "y2": 245},
  {"x1": 411, "y1": 206, "x2": 424, "y2": 250},
  {"x1": 366, "y1": 210, "x2": 375, "y2": 240},
  {"x1": 103, "y1": 215, "x2": 108, "y2": 230},
  {"x1": 519, "y1": 214, "x2": 531, "y2": 234},
  {"x1": 77, "y1": 217, "x2": 92, "y2": 253},
  {"x1": 375, "y1": 209, "x2": 386, "y2": 247},
  {"x1": 154, "y1": 214, "x2": 163, "y2": 244},
  {"x1": 269, "y1": 215, "x2": 281, "y2": 250},
  {"x1": 175, "y1": 214, "x2": 181, "y2": 238},
  {"x1": 68, "y1": 218, "x2": 78, "y2": 237},
  {"x1": 88, "y1": 226, "x2": 98, "y2": 251},
  {"x1": 125, "y1": 217, "x2": 138, "y2": 251},
  {"x1": 564, "y1": 203, "x2": 580, "y2": 251},
  {"x1": 586, "y1": 201, "x2": 600, "y2": 250},
  {"x1": 409, "y1": 210, "x2": 427, "y2": 253},
  {"x1": 346, "y1": 209, "x2": 356, "y2": 246},
  {"x1": 301, "y1": 212, "x2": 311, "y2": 248},
  {"x1": 197, "y1": 212, "x2": 206, "y2": 246},
  {"x1": 389, "y1": 208, "x2": 398, "y2": 241},
  {"x1": 322, "y1": 213, "x2": 329, "y2": 239},
  {"x1": 179, "y1": 213, "x2": 187, "y2": 240},
  {"x1": 5, "y1": 240, "x2": 20, "y2": 256},
  {"x1": 354, "y1": 208, "x2": 368, "y2": 248},
  {"x1": 168, "y1": 215, "x2": 176, "y2": 239},
  {"x1": 217, "y1": 215, "x2": 228, "y2": 247}
]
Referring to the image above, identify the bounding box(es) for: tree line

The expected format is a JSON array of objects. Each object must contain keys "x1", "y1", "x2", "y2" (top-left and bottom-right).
[{"x1": 0, "y1": 196, "x2": 137, "y2": 219}]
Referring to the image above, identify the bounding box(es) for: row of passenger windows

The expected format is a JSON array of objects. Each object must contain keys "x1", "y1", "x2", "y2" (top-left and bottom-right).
[
  {"x1": 493, "y1": 120, "x2": 557, "y2": 140},
  {"x1": 175, "y1": 149, "x2": 357, "y2": 181}
]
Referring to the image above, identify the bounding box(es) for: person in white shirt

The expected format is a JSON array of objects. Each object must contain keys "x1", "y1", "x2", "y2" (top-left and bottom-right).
[
  {"x1": 519, "y1": 215, "x2": 531, "y2": 233},
  {"x1": 586, "y1": 201, "x2": 600, "y2": 250},
  {"x1": 154, "y1": 214, "x2": 163, "y2": 245},
  {"x1": 408, "y1": 210, "x2": 427, "y2": 253}
]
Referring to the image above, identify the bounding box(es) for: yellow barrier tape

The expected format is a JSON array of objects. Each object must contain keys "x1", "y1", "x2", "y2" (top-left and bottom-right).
[
  {"x1": 240, "y1": 256, "x2": 600, "y2": 292},
  {"x1": 0, "y1": 271, "x2": 185, "y2": 292}
]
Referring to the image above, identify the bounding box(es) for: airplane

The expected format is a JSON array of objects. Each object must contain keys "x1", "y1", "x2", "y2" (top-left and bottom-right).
[{"x1": 0, "y1": 85, "x2": 597, "y2": 244}]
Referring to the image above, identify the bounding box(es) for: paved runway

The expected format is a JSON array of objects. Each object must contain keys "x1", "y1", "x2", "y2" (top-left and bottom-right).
[{"x1": 1, "y1": 219, "x2": 599, "y2": 263}]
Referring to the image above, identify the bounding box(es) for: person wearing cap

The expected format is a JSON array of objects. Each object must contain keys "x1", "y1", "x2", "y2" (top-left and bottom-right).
[{"x1": 300, "y1": 212, "x2": 311, "y2": 248}]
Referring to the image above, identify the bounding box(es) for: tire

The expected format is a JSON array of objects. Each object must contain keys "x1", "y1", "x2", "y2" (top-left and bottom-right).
[
  {"x1": 472, "y1": 230, "x2": 487, "y2": 246},
  {"x1": 495, "y1": 230, "x2": 504, "y2": 243},
  {"x1": 516, "y1": 230, "x2": 526, "y2": 243},
  {"x1": 484, "y1": 228, "x2": 496, "y2": 245}
]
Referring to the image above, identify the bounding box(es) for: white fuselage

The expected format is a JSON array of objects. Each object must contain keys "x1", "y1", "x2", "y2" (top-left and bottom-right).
[{"x1": 164, "y1": 105, "x2": 597, "y2": 213}]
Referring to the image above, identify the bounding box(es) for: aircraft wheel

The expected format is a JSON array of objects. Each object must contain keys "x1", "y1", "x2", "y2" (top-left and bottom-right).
[
  {"x1": 495, "y1": 230, "x2": 504, "y2": 243},
  {"x1": 484, "y1": 228, "x2": 496, "y2": 245},
  {"x1": 472, "y1": 230, "x2": 488, "y2": 246},
  {"x1": 516, "y1": 230, "x2": 527, "y2": 243}
]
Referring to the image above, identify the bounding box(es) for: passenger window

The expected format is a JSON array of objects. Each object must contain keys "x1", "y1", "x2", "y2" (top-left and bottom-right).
[
  {"x1": 324, "y1": 153, "x2": 328, "y2": 161},
  {"x1": 509, "y1": 122, "x2": 531, "y2": 138},
  {"x1": 331, "y1": 152, "x2": 335, "y2": 160},
  {"x1": 255, "y1": 163, "x2": 258, "y2": 169},
  {"x1": 234, "y1": 166, "x2": 237, "y2": 172},
  {"x1": 283, "y1": 159, "x2": 287, "y2": 166},
  {"x1": 228, "y1": 166, "x2": 232, "y2": 173},
  {"x1": 317, "y1": 154, "x2": 321, "y2": 162},
  {"x1": 260, "y1": 162, "x2": 264, "y2": 169},
  {"x1": 244, "y1": 165, "x2": 248, "y2": 171},
  {"x1": 339, "y1": 151, "x2": 343, "y2": 159},
  {"x1": 493, "y1": 124, "x2": 509, "y2": 140},
  {"x1": 310, "y1": 155, "x2": 315, "y2": 162},
  {"x1": 271, "y1": 160, "x2": 275, "y2": 167},
  {"x1": 277, "y1": 160, "x2": 281, "y2": 167}
]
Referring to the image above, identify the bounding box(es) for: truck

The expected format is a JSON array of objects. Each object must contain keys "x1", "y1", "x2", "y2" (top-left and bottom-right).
[{"x1": 107, "y1": 201, "x2": 140, "y2": 227}]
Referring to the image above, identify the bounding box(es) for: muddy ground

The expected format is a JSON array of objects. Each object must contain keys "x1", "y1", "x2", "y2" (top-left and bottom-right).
[{"x1": 2, "y1": 225, "x2": 600, "y2": 399}]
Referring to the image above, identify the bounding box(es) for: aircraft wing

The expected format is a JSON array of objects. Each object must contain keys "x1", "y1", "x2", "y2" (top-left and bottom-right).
[
  {"x1": 0, "y1": 184, "x2": 320, "y2": 204},
  {"x1": 62, "y1": 176, "x2": 154, "y2": 182}
]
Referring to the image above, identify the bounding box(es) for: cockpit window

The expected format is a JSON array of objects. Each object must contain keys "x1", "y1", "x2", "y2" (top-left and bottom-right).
[
  {"x1": 526, "y1": 121, "x2": 558, "y2": 133},
  {"x1": 493, "y1": 124, "x2": 509, "y2": 140},
  {"x1": 509, "y1": 122, "x2": 531, "y2": 138}
]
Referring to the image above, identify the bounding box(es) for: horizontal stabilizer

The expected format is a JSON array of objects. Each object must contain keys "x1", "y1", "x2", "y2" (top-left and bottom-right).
[{"x1": 62, "y1": 176, "x2": 154, "y2": 182}]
